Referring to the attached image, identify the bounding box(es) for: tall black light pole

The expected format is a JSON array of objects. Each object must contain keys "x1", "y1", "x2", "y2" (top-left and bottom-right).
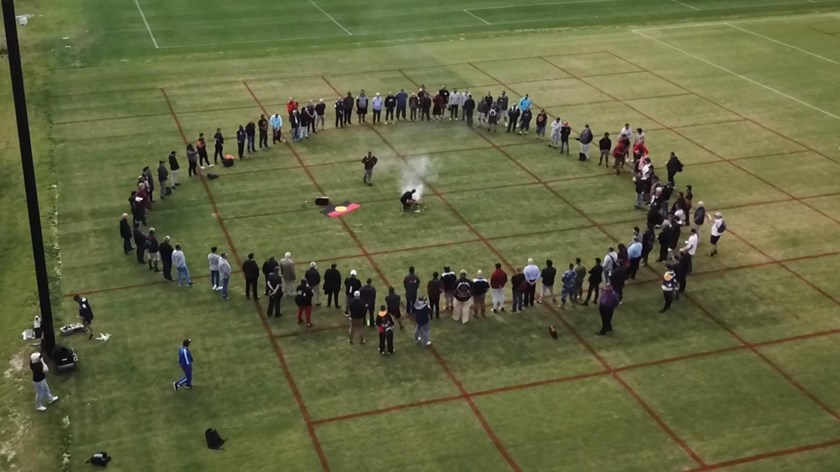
[{"x1": 2, "y1": 0, "x2": 56, "y2": 355}]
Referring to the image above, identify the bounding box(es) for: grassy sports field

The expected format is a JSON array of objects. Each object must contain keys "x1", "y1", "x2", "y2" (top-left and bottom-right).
[{"x1": 2, "y1": 0, "x2": 840, "y2": 470}]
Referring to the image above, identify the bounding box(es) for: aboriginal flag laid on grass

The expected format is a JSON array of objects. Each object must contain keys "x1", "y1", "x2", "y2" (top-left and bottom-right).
[{"x1": 322, "y1": 201, "x2": 361, "y2": 218}]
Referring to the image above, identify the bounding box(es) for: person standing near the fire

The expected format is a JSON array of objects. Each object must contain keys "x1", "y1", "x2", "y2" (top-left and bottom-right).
[
  {"x1": 362, "y1": 152, "x2": 378, "y2": 186},
  {"x1": 196, "y1": 133, "x2": 210, "y2": 168}
]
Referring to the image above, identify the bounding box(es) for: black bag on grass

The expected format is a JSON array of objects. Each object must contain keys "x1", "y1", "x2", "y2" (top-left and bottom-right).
[
  {"x1": 86, "y1": 451, "x2": 112, "y2": 467},
  {"x1": 207, "y1": 173, "x2": 220, "y2": 180},
  {"x1": 578, "y1": 152, "x2": 587, "y2": 162},
  {"x1": 163, "y1": 187, "x2": 172, "y2": 196},
  {"x1": 205, "y1": 428, "x2": 226, "y2": 450}
]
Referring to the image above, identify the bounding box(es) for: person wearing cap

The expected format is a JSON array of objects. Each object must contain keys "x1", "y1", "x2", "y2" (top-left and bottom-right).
[
  {"x1": 208, "y1": 247, "x2": 221, "y2": 291},
  {"x1": 377, "y1": 305, "x2": 396, "y2": 354},
  {"x1": 708, "y1": 212, "x2": 726, "y2": 256},
  {"x1": 426, "y1": 272, "x2": 442, "y2": 319},
  {"x1": 173, "y1": 339, "x2": 194, "y2": 391},
  {"x1": 242, "y1": 253, "x2": 260, "y2": 301},
  {"x1": 305, "y1": 262, "x2": 321, "y2": 307},
  {"x1": 159, "y1": 236, "x2": 174, "y2": 281},
  {"x1": 348, "y1": 291, "x2": 367, "y2": 344},
  {"x1": 403, "y1": 266, "x2": 420, "y2": 316},
  {"x1": 172, "y1": 243, "x2": 193, "y2": 287},
  {"x1": 30, "y1": 352, "x2": 58, "y2": 411},
  {"x1": 295, "y1": 279, "x2": 314, "y2": 327},
  {"x1": 323, "y1": 263, "x2": 342, "y2": 309},
  {"x1": 132, "y1": 224, "x2": 146, "y2": 265},
  {"x1": 384, "y1": 287, "x2": 404, "y2": 330},
  {"x1": 659, "y1": 268, "x2": 678, "y2": 313},
  {"x1": 280, "y1": 252, "x2": 296, "y2": 296},
  {"x1": 490, "y1": 263, "x2": 508, "y2": 314},
  {"x1": 413, "y1": 297, "x2": 432, "y2": 346},
  {"x1": 597, "y1": 284, "x2": 620, "y2": 335},
  {"x1": 119, "y1": 213, "x2": 133, "y2": 255},
  {"x1": 371, "y1": 93, "x2": 383, "y2": 124},
  {"x1": 537, "y1": 260, "x2": 556, "y2": 305},
  {"x1": 218, "y1": 253, "x2": 232, "y2": 300},
  {"x1": 523, "y1": 258, "x2": 540, "y2": 308},
  {"x1": 441, "y1": 266, "x2": 457, "y2": 312},
  {"x1": 344, "y1": 270, "x2": 361, "y2": 315},
  {"x1": 362, "y1": 152, "x2": 378, "y2": 186},
  {"x1": 360, "y1": 278, "x2": 377, "y2": 327},
  {"x1": 452, "y1": 270, "x2": 474, "y2": 324},
  {"x1": 267, "y1": 266, "x2": 283, "y2": 318},
  {"x1": 472, "y1": 270, "x2": 490, "y2": 318},
  {"x1": 74, "y1": 294, "x2": 95, "y2": 340}
]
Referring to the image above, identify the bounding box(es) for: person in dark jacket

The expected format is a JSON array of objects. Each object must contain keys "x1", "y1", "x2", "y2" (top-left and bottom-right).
[
  {"x1": 597, "y1": 284, "x2": 620, "y2": 335},
  {"x1": 377, "y1": 305, "x2": 396, "y2": 354},
  {"x1": 343, "y1": 92, "x2": 354, "y2": 125},
  {"x1": 409, "y1": 93, "x2": 419, "y2": 121},
  {"x1": 657, "y1": 221, "x2": 674, "y2": 263},
  {"x1": 266, "y1": 266, "x2": 283, "y2": 318},
  {"x1": 242, "y1": 253, "x2": 260, "y2": 300},
  {"x1": 420, "y1": 94, "x2": 432, "y2": 122},
  {"x1": 641, "y1": 227, "x2": 656, "y2": 266},
  {"x1": 472, "y1": 270, "x2": 490, "y2": 318},
  {"x1": 538, "y1": 260, "x2": 557, "y2": 305},
  {"x1": 506, "y1": 106, "x2": 520, "y2": 133},
  {"x1": 159, "y1": 236, "x2": 174, "y2": 281},
  {"x1": 289, "y1": 110, "x2": 301, "y2": 142},
  {"x1": 463, "y1": 94, "x2": 476, "y2": 127},
  {"x1": 348, "y1": 291, "x2": 366, "y2": 344},
  {"x1": 305, "y1": 262, "x2": 321, "y2": 306},
  {"x1": 334, "y1": 98, "x2": 345, "y2": 128},
  {"x1": 356, "y1": 90, "x2": 369, "y2": 123},
  {"x1": 245, "y1": 120, "x2": 257, "y2": 153},
  {"x1": 609, "y1": 264, "x2": 626, "y2": 303},
  {"x1": 344, "y1": 270, "x2": 361, "y2": 315},
  {"x1": 413, "y1": 297, "x2": 432, "y2": 346},
  {"x1": 599, "y1": 133, "x2": 612, "y2": 167},
  {"x1": 258, "y1": 115, "x2": 269, "y2": 149},
  {"x1": 315, "y1": 99, "x2": 326, "y2": 131},
  {"x1": 157, "y1": 161, "x2": 169, "y2": 198},
  {"x1": 295, "y1": 280, "x2": 314, "y2": 327},
  {"x1": 666, "y1": 152, "x2": 683, "y2": 186},
  {"x1": 396, "y1": 89, "x2": 408, "y2": 121},
  {"x1": 145, "y1": 228, "x2": 160, "y2": 272},
  {"x1": 510, "y1": 267, "x2": 526, "y2": 313},
  {"x1": 452, "y1": 270, "x2": 473, "y2": 323},
  {"x1": 384, "y1": 92, "x2": 396, "y2": 124},
  {"x1": 385, "y1": 287, "x2": 404, "y2": 330},
  {"x1": 581, "y1": 258, "x2": 603, "y2": 306},
  {"x1": 426, "y1": 272, "x2": 442, "y2": 319},
  {"x1": 360, "y1": 278, "x2": 377, "y2": 327},
  {"x1": 323, "y1": 263, "x2": 342, "y2": 309},
  {"x1": 441, "y1": 266, "x2": 457, "y2": 312},
  {"x1": 132, "y1": 225, "x2": 145, "y2": 264},
  {"x1": 213, "y1": 128, "x2": 225, "y2": 163},
  {"x1": 168, "y1": 151, "x2": 181, "y2": 187},
  {"x1": 403, "y1": 266, "x2": 420, "y2": 315},
  {"x1": 119, "y1": 214, "x2": 133, "y2": 254},
  {"x1": 262, "y1": 256, "x2": 278, "y2": 296},
  {"x1": 361, "y1": 152, "x2": 378, "y2": 186},
  {"x1": 560, "y1": 121, "x2": 572, "y2": 154},
  {"x1": 236, "y1": 126, "x2": 247, "y2": 159},
  {"x1": 693, "y1": 201, "x2": 706, "y2": 234}
]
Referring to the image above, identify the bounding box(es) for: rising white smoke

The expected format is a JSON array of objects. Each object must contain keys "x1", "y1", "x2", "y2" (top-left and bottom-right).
[{"x1": 400, "y1": 156, "x2": 438, "y2": 201}]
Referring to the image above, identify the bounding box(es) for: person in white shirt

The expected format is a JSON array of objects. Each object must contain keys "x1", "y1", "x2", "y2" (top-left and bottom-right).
[
  {"x1": 602, "y1": 247, "x2": 618, "y2": 281},
  {"x1": 208, "y1": 247, "x2": 221, "y2": 290},
  {"x1": 448, "y1": 89, "x2": 460, "y2": 120},
  {"x1": 458, "y1": 91, "x2": 468, "y2": 120},
  {"x1": 619, "y1": 124, "x2": 633, "y2": 162},
  {"x1": 681, "y1": 228, "x2": 699, "y2": 273},
  {"x1": 522, "y1": 258, "x2": 540, "y2": 308},
  {"x1": 550, "y1": 118, "x2": 562, "y2": 149},
  {"x1": 708, "y1": 212, "x2": 726, "y2": 257}
]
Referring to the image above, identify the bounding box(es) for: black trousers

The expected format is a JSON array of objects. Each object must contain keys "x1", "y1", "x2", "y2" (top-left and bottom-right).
[
  {"x1": 237, "y1": 142, "x2": 245, "y2": 159},
  {"x1": 406, "y1": 294, "x2": 417, "y2": 315},
  {"x1": 366, "y1": 304, "x2": 376, "y2": 327},
  {"x1": 525, "y1": 284, "x2": 536, "y2": 306},
  {"x1": 214, "y1": 144, "x2": 223, "y2": 163},
  {"x1": 326, "y1": 289, "x2": 340, "y2": 308},
  {"x1": 599, "y1": 306, "x2": 614, "y2": 334},
  {"x1": 396, "y1": 106, "x2": 406, "y2": 120},
  {"x1": 162, "y1": 261, "x2": 172, "y2": 281},
  {"x1": 379, "y1": 331, "x2": 394, "y2": 354},
  {"x1": 658, "y1": 244, "x2": 669, "y2": 262},
  {"x1": 507, "y1": 119, "x2": 517, "y2": 133},
  {"x1": 344, "y1": 110, "x2": 352, "y2": 124},
  {"x1": 246, "y1": 277, "x2": 259, "y2": 299},
  {"x1": 662, "y1": 291, "x2": 674, "y2": 311},
  {"x1": 582, "y1": 282, "x2": 599, "y2": 304},
  {"x1": 465, "y1": 110, "x2": 474, "y2": 126},
  {"x1": 259, "y1": 131, "x2": 268, "y2": 148},
  {"x1": 358, "y1": 108, "x2": 367, "y2": 122},
  {"x1": 372, "y1": 109, "x2": 381, "y2": 123},
  {"x1": 421, "y1": 108, "x2": 430, "y2": 121},
  {"x1": 247, "y1": 135, "x2": 256, "y2": 152},
  {"x1": 188, "y1": 160, "x2": 198, "y2": 177},
  {"x1": 335, "y1": 112, "x2": 343, "y2": 128},
  {"x1": 267, "y1": 294, "x2": 282, "y2": 317},
  {"x1": 628, "y1": 257, "x2": 641, "y2": 280},
  {"x1": 385, "y1": 108, "x2": 394, "y2": 121},
  {"x1": 677, "y1": 274, "x2": 687, "y2": 294},
  {"x1": 123, "y1": 237, "x2": 133, "y2": 254},
  {"x1": 449, "y1": 105, "x2": 458, "y2": 118},
  {"x1": 429, "y1": 296, "x2": 440, "y2": 318},
  {"x1": 683, "y1": 253, "x2": 693, "y2": 274},
  {"x1": 641, "y1": 246, "x2": 653, "y2": 265},
  {"x1": 273, "y1": 129, "x2": 283, "y2": 142},
  {"x1": 135, "y1": 247, "x2": 145, "y2": 264},
  {"x1": 410, "y1": 108, "x2": 417, "y2": 120},
  {"x1": 198, "y1": 150, "x2": 209, "y2": 167}
]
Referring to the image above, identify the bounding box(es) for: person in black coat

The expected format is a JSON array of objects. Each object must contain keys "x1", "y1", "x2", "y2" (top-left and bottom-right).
[
  {"x1": 305, "y1": 262, "x2": 322, "y2": 306},
  {"x1": 168, "y1": 151, "x2": 181, "y2": 187},
  {"x1": 159, "y1": 236, "x2": 174, "y2": 281},
  {"x1": 344, "y1": 270, "x2": 362, "y2": 315},
  {"x1": 157, "y1": 161, "x2": 169, "y2": 198},
  {"x1": 463, "y1": 94, "x2": 475, "y2": 127},
  {"x1": 359, "y1": 278, "x2": 377, "y2": 327},
  {"x1": 323, "y1": 263, "x2": 341, "y2": 309},
  {"x1": 132, "y1": 225, "x2": 146, "y2": 264},
  {"x1": 343, "y1": 93, "x2": 354, "y2": 125},
  {"x1": 242, "y1": 253, "x2": 260, "y2": 300},
  {"x1": 641, "y1": 227, "x2": 656, "y2": 266},
  {"x1": 666, "y1": 152, "x2": 683, "y2": 186},
  {"x1": 657, "y1": 221, "x2": 674, "y2": 262},
  {"x1": 119, "y1": 214, "x2": 133, "y2": 254},
  {"x1": 262, "y1": 256, "x2": 278, "y2": 296}
]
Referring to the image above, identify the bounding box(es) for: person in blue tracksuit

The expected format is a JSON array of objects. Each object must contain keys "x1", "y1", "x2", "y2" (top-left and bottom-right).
[{"x1": 173, "y1": 339, "x2": 194, "y2": 391}]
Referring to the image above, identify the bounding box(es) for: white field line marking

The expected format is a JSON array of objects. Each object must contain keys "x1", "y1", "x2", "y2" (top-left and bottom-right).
[
  {"x1": 463, "y1": 9, "x2": 492, "y2": 25},
  {"x1": 669, "y1": 0, "x2": 701, "y2": 11},
  {"x1": 726, "y1": 23, "x2": 840, "y2": 66},
  {"x1": 133, "y1": 0, "x2": 159, "y2": 49},
  {"x1": 633, "y1": 29, "x2": 840, "y2": 120},
  {"x1": 308, "y1": 0, "x2": 353, "y2": 36},
  {"x1": 633, "y1": 11, "x2": 840, "y2": 30},
  {"x1": 471, "y1": 0, "x2": 618, "y2": 10}
]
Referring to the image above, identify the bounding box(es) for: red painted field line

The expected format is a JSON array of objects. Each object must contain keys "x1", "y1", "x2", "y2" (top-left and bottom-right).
[
  {"x1": 311, "y1": 394, "x2": 466, "y2": 427},
  {"x1": 694, "y1": 438, "x2": 840, "y2": 471},
  {"x1": 163, "y1": 87, "x2": 332, "y2": 472}
]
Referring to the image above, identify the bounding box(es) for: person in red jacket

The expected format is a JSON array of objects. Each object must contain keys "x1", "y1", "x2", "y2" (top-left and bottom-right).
[
  {"x1": 490, "y1": 262, "x2": 508, "y2": 313},
  {"x1": 612, "y1": 136, "x2": 630, "y2": 175},
  {"x1": 286, "y1": 97, "x2": 298, "y2": 115}
]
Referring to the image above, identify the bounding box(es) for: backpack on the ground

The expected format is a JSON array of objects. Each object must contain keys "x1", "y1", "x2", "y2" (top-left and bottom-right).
[
  {"x1": 163, "y1": 187, "x2": 172, "y2": 196},
  {"x1": 86, "y1": 451, "x2": 111, "y2": 467},
  {"x1": 207, "y1": 173, "x2": 219, "y2": 180},
  {"x1": 205, "y1": 428, "x2": 226, "y2": 450}
]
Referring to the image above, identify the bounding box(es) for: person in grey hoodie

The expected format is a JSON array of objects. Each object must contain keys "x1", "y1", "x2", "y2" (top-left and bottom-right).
[
  {"x1": 280, "y1": 252, "x2": 296, "y2": 295},
  {"x1": 172, "y1": 244, "x2": 193, "y2": 287},
  {"x1": 356, "y1": 90, "x2": 369, "y2": 123},
  {"x1": 218, "y1": 253, "x2": 232, "y2": 300}
]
